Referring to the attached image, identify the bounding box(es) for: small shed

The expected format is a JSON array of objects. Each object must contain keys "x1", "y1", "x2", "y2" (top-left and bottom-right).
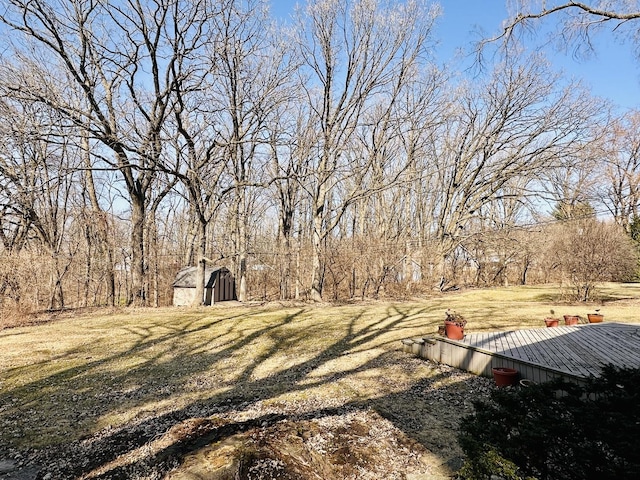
[{"x1": 172, "y1": 266, "x2": 237, "y2": 306}]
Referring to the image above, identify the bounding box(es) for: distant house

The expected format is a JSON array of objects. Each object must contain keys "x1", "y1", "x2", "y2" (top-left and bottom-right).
[{"x1": 172, "y1": 266, "x2": 237, "y2": 306}]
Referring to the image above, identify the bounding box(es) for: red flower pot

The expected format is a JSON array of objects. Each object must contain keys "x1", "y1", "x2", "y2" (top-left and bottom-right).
[
  {"x1": 492, "y1": 367, "x2": 519, "y2": 387},
  {"x1": 444, "y1": 321, "x2": 465, "y2": 340},
  {"x1": 544, "y1": 318, "x2": 559, "y2": 327},
  {"x1": 587, "y1": 313, "x2": 604, "y2": 323},
  {"x1": 563, "y1": 315, "x2": 579, "y2": 326}
]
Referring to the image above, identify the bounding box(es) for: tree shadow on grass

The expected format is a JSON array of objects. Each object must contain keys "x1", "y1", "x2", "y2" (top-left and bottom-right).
[
  {"x1": 0, "y1": 304, "x2": 486, "y2": 479},
  {"x1": 74, "y1": 356, "x2": 488, "y2": 479},
  {"x1": 0, "y1": 309, "x2": 275, "y2": 448}
]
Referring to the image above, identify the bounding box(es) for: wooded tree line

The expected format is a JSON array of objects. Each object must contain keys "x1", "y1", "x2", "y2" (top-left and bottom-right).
[{"x1": 0, "y1": 0, "x2": 638, "y2": 311}]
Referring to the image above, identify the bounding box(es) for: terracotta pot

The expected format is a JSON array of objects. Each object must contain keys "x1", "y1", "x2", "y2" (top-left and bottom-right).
[
  {"x1": 563, "y1": 315, "x2": 580, "y2": 326},
  {"x1": 544, "y1": 318, "x2": 559, "y2": 327},
  {"x1": 492, "y1": 367, "x2": 519, "y2": 387},
  {"x1": 444, "y1": 321, "x2": 464, "y2": 340},
  {"x1": 587, "y1": 313, "x2": 604, "y2": 323}
]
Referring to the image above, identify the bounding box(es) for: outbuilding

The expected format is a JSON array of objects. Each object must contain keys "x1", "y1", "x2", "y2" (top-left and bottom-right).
[{"x1": 172, "y1": 266, "x2": 237, "y2": 306}]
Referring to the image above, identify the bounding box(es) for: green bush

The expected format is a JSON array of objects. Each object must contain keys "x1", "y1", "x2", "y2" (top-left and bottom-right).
[{"x1": 458, "y1": 366, "x2": 640, "y2": 480}]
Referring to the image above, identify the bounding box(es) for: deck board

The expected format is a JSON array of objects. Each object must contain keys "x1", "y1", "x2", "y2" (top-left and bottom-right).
[{"x1": 403, "y1": 322, "x2": 640, "y2": 383}]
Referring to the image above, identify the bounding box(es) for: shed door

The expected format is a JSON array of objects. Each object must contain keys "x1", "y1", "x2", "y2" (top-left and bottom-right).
[{"x1": 204, "y1": 283, "x2": 213, "y2": 305}]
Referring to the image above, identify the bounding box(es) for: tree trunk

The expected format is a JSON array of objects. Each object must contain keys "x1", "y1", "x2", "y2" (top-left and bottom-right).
[
  {"x1": 83, "y1": 225, "x2": 92, "y2": 307},
  {"x1": 82, "y1": 133, "x2": 115, "y2": 307},
  {"x1": 192, "y1": 219, "x2": 207, "y2": 306},
  {"x1": 310, "y1": 204, "x2": 325, "y2": 302},
  {"x1": 295, "y1": 246, "x2": 301, "y2": 300},
  {"x1": 237, "y1": 219, "x2": 248, "y2": 302},
  {"x1": 281, "y1": 236, "x2": 292, "y2": 300},
  {"x1": 130, "y1": 193, "x2": 146, "y2": 306},
  {"x1": 233, "y1": 188, "x2": 248, "y2": 302},
  {"x1": 48, "y1": 261, "x2": 64, "y2": 310},
  {"x1": 149, "y1": 220, "x2": 160, "y2": 308}
]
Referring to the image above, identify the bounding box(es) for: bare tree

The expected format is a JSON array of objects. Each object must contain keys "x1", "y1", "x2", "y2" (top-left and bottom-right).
[
  {"x1": 601, "y1": 111, "x2": 640, "y2": 234},
  {"x1": 427, "y1": 54, "x2": 602, "y2": 288},
  {"x1": 460, "y1": 178, "x2": 535, "y2": 287},
  {"x1": 267, "y1": 106, "x2": 309, "y2": 299},
  {"x1": 0, "y1": 101, "x2": 32, "y2": 307},
  {"x1": 481, "y1": 1, "x2": 640, "y2": 61},
  {"x1": 0, "y1": 97, "x2": 81, "y2": 309},
  {"x1": 549, "y1": 218, "x2": 638, "y2": 301},
  {"x1": 160, "y1": 0, "x2": 293, "y2": 305},
  {"x1": 541, "y1": 140, "x2": 602, "y2": 220},
  {"x1": 208, "y1": 0, "x2": 292, "y2": 302},
  {"x1": 292, "y1": 0, "x2": 440, "y2": 301},
  {"x1": 77, "y1": 130, "x2": 116, "y2": 306},
  {"x1": 156, "y1": 0, "x2": 229, "y2": 306},
  {"x1": 166, "y1": 123, "x2": 229, "y2": 306},
  {"x1": 0, "y1": 0, "x2": 210, "y2": 305}
]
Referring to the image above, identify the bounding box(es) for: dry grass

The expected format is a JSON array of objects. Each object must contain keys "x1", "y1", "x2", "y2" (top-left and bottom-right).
[{"x1": 1, "y1": 283, "x2": 639, "y2": 478}]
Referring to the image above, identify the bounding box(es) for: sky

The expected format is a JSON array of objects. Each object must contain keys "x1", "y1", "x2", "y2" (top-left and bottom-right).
[{"x1": 269, "y1": 0, "x2": 640, "y2": 112}]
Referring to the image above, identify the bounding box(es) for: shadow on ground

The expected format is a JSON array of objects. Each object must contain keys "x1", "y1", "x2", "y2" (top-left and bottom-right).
[{"x1": 0, "y1": 304, "x2": 493, "y2": 479}]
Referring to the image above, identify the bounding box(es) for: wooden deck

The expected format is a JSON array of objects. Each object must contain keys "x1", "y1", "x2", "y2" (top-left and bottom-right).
[{"x1": 402, "y1": 322, "x2": 640, "y2": 384}]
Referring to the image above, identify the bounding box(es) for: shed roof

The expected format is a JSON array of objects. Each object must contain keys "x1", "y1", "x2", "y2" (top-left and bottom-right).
[{"x1": 172, "y1": 266, "x2": 228, "y2": 288}]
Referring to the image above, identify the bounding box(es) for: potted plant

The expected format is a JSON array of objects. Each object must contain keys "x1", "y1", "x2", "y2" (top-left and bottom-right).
[
  {"x1": 444, "y1": 309, "x2": 467, "y2": 340},
  {"x1": 491, "y1": 367, "x2": 519, "y2": 387},
  {"x1": 544, "y1": 309, "x2": 559, "y2": 327},
  {"x1": 587, "y1": 309, "x2": 604, "y2": 323},
  {"x1": 563, "y1": 314, "x2": 580, "y2": 326}
]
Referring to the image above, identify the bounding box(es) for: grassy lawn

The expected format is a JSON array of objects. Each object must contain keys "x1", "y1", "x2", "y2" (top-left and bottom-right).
[{"x1": 1, "y1": 283, "x2": 639, "y2": 478}]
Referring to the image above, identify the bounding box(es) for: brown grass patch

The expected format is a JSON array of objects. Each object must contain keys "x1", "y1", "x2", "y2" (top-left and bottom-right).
[{"x1": 1, "y1": 284, "x2": 639, "y2": 478}]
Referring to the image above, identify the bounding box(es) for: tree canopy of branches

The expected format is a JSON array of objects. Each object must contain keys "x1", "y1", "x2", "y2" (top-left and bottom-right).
[
  {"x1": 485, "y1": 1, "x2": 640, "y2": 60},
  {"x1": 0, "y1": 0, "x2": 638, "y2": 310}
]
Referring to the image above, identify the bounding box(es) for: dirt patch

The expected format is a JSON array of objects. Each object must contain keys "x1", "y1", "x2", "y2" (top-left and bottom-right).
[{"x1": 167, "y1": 410, "x2": 439, "y2": 480}]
